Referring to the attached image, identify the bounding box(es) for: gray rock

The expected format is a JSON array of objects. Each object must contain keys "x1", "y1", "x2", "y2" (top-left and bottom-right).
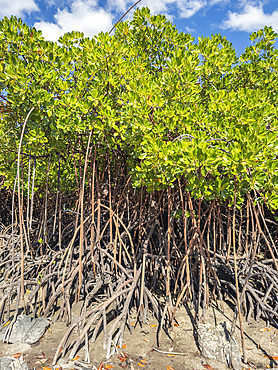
[
  {"x1": 0, "y1": 357, "x2": 29, "y2": 370},
  {"x1": 196, "y1": 321, "x2": 241, "y2": 370},
  {"x1": 0, "y1": 315, "x2": 49, "y2": 344}
]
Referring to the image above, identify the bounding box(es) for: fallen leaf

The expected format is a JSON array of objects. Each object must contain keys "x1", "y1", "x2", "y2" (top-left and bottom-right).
[
  {"x1": 122, "y1": 344, "x2": 127, "y2": 349},
  {"x1": 42, "y1": 367, "x2": 52, "y2": 370},
  {"x1": 48, "y1": 327, "x2": 51, "y2": 333},
  {"x1": 263, "y1": 355, "x2": 278, "y2": 361},
  {"x1": 137, "y1": 358, "x2": 149, "y2": 367},
  {"x1": 142, "y1": 339, "x2": 149, "y2": 342},
  {"x1": 71, "y1": 356, "x2": 80, "y2": 361},
  {"x1": 204, "y1": 365, "x2": 216, "y2": 370},
  {"x1": 138, "y1": 362, "x2": 148, "y2": 368},
  {"x1": 174, "y1": 323, "x2": 179, "y2": 327},
  {"x1": 3, "y1": 321, "x2": 10, "y2": 327},
  {"x1": 11, "y1": 353, "x2": 23, "y2": 359},
  {"x1": 166, "y1": 367, "x2": 175, "y2": 370},
  {"x1": 150, "y1": 324, "x2": 157, "y2": 328},
  {"x1": 104, "y1": 365, "x2": 114, "y2": 369},
  {"x1": 118, "y1": 354, "x2": 129, "y2": 362},
  {"x1": 260, "y1": 327, "x2": 268, "y2": 332},
  {"x1": 97, "y1": 362, "x2": 104, "y2": 370},
  {"x1": 131, "y1": 322, "x2": 135, "y2": 326},
  {"x1": 166, "y1": 354, "x2": 176, "y2": 357}
]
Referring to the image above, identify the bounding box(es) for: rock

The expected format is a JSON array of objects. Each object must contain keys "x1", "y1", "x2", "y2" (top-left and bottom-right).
[
  {"x1": 0, "y1": 315, "x2": 49, "y2": 344},
  {"x1": 196, "y1": 321, "x2": 241, "y2": 370},
  {"x1": 0, "y1": 357, "x2": 29, "y2": 370}
]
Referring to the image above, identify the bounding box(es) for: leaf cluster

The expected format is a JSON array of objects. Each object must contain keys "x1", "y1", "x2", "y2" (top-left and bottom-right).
[{"x1": 0, "y1": 9, "x2": 277, "y2": 208}]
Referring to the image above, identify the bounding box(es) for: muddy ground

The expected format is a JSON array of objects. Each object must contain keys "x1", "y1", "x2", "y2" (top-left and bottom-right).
[{"x1": 0, "y1": 300, "x2": 278, "y2": 370}]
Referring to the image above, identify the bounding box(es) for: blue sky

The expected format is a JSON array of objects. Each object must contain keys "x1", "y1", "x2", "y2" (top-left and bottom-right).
[{"x1": 0, "y1": 0, "x2": 277, "y2": 56}]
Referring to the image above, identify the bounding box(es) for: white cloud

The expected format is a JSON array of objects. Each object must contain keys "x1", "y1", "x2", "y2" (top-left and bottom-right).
[
  {"x1": 34, "y1": 0, "x2": 113, "y2": 42},
  {"x1": 108, "y1": 0, "x2": 208, "y2": 20},
  {"x1": 209, "y1": 0, "x2": 229, "y2": 5},
  {"x1": 184, "y1": 25, "x2": 197, "y2": 33},
  {"x1": 221, "y1": 4, "x2": 278, "y2": 32},
  {"x1": 107, "y1": 0, "x2": 128, "y2": 13},
  {"x1": 0, "y1": 0, "x2": 38, "y2": 18},
  {"x1": 33, "y1": 21, "x2": 65, "y2": 41},
  {"x1": 34, "y1": 0, "x2": 209, "y2": 42},
  {"x1": 140, "y1": 0, "x2": 176, "y2": 14},
  {"x1": 139, "y1": 0, "x2": 208, "y2": 18},
  {"x1": 176, "y1": 0, "x2": 207, "y2": 18}
]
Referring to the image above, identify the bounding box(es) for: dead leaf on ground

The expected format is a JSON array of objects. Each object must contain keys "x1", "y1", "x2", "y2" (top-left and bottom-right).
[
  {"x1": 118, "y1": 353, "x2": 129, "y2": 362},
  {"x1": 166, "y1": 366, "x2": 175, "y2": 370},
  {"x1": 97, "y1": 362, "x2": 104, "y2": 370},
  {"x1": 263, "y1": 355, "x2": 278, "y2": 361},
  {"x1": 150, "y1": 324, "x2": 157, "y2": 328},
  {"x1": 260, "y1": 327, "x2": 271, "y2": 332},
  {"x1": 204, "y1": 365, "x2": 216, "y2": 369},
  {"x1": 11, "y1": 353, "x2": 23, "y2": 359},
  {"x1": 138, "y1": 361, "x2": 149, "y2": 368},
  {"x1": 71, "y1": 355, "x2": 80, "y2": 361}
]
